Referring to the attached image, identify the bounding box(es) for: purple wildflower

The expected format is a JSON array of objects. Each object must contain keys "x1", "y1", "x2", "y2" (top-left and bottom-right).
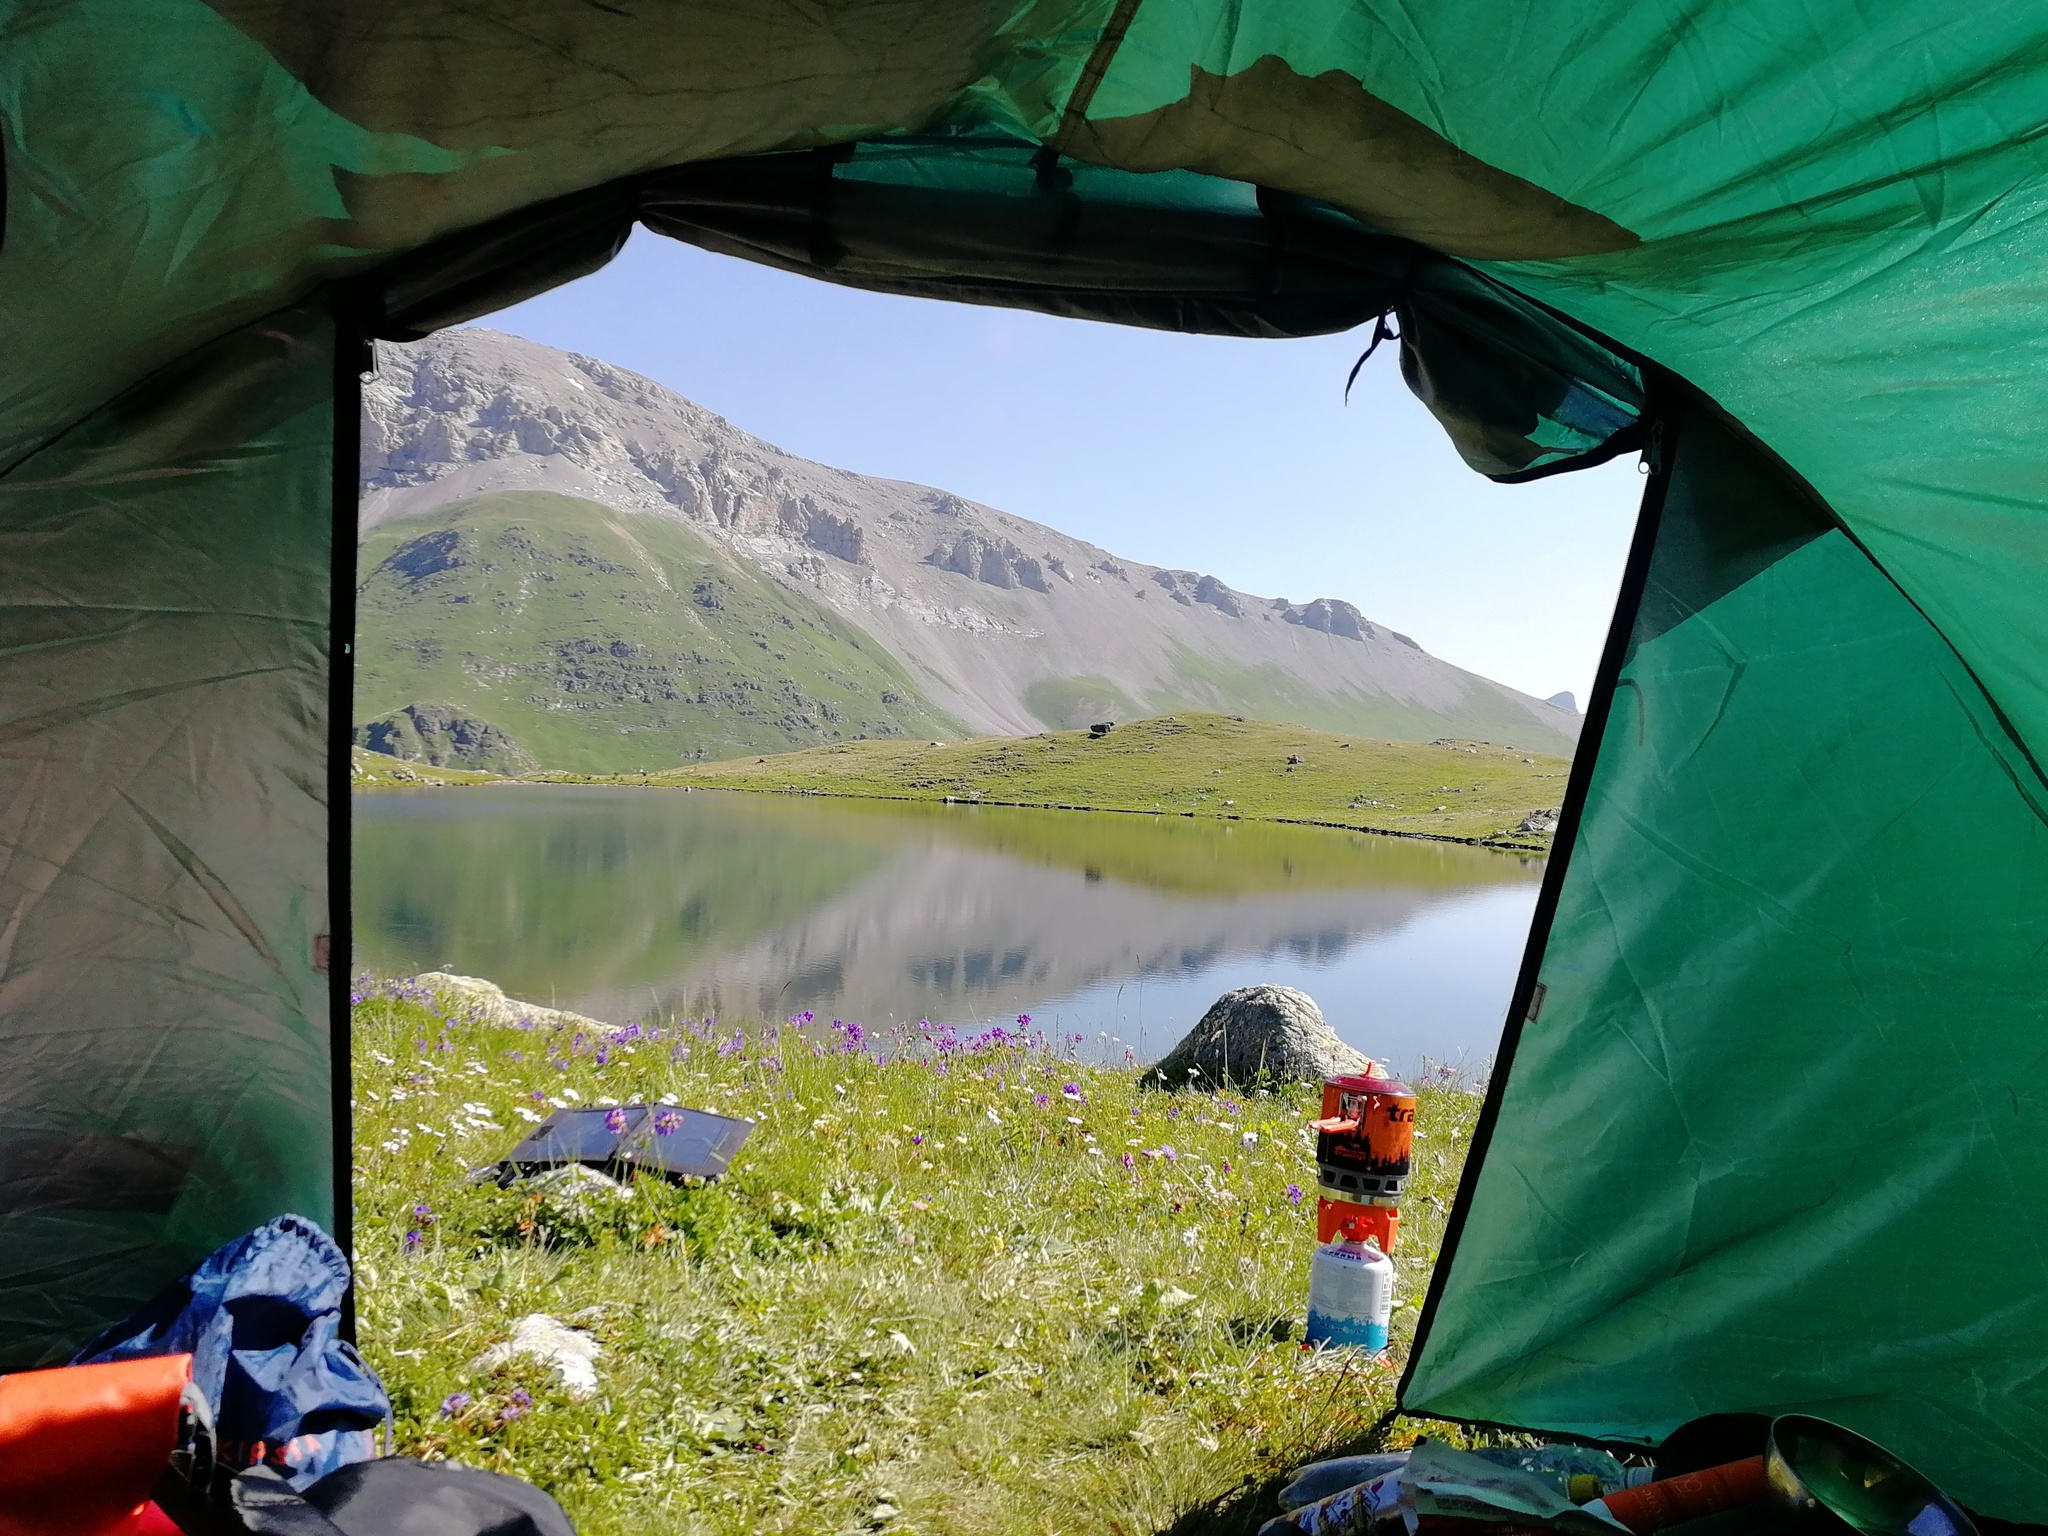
[
  {"x1": 403, "y1": 1230, "x2": 422, "y2": 1253},
  {"x1": 1017, "y1": 1014, "x2": 1031, "y2": 1027},
  {"x1": 911, "y1": 1133, "x2": 925, "y2": 1145},
  {"x1": 1166, "y1": 1106, "x2": 1181, "y2": 1120},
  {"x1": 1286, "y1": 1183, "x2": 1305, "y2": 1205},
  {"x1": 531, "y1": 1090, "x2": 546, "y2": 1102},
  {"x1": 604, "y1": 1107, "x2": 628, "y2": 1134},
  {"x1": 439, "y1": 1392, "x2": 471, "y2": 1418},
  {"x1": 653, "y1": 1108, "x2": 681, "y2": 1135},
  {"x1": 1160, "y1": 1144, "x2": 1178, "y2": 1162},
  {"x1": 1033, "y1": 1092, "x2": 1050, "y2": 1107},
  {"x1": 594, "y1": 1044, "x2": 610, "y2": 1067},
  {"x1": 1121, "y1": 1152, "x2": 1135, "y2": 1169},
  {"x1": 1061, "y1": 1083, "x2": 1084, "y2": 1102},
  {"x1": 499, "y1": 1387, "x2": 531, "y2": 1422},
  {"x1": 716, "y1": 1031, "x2": 745, "y2": 1059},
  {"x1": 413, "y1": 1203, "x2": 435, "y2": 1224}
]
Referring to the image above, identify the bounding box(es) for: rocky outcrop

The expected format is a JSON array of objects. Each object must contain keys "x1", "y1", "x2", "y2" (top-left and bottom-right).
[
  {"x1": 1148, "y1": 984, "x2": 1377, "y2": 1088},
  {"x1": 356, "y1": 703, "x2": 537, "y2": 775},
  {"x1": 1284, "y1": 597, "x2": 1372, "y2": 642}
]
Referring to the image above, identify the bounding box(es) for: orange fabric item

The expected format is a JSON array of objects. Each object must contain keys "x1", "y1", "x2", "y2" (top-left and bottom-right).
[
  {"x1": 0, "y1": 1355, "x2": 191, "y2": 1536},
  {"x1": 1597, "y1": 1456, "x2": 1769, "y2": 1533}
]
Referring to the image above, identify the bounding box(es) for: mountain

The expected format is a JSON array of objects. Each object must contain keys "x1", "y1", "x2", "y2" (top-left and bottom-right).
[
  {"x1": 356, "y1": 491, "x2": 957, "y2": 773},
  {"x1": 359, "y1": 329, "x2": 1580, "y2": 768}
]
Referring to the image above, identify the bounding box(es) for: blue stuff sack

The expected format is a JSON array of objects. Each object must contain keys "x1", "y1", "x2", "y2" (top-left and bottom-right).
[{"x1": 73, "y1": 1213, "x2": 389, "y2": 1488}]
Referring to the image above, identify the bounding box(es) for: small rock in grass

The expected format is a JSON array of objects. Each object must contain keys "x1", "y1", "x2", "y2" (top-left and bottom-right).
[
  {"x1": 525, "y1": 1162, "x2": 632, "y2": 1220},
  {"x1": 472, "y1": 1313, "x2": 602, "y2": 1398}
]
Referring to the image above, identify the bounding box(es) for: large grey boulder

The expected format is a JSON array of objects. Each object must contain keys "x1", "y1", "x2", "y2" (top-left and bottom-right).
[
  {"x1": 1148, "y1": 985, "x2": 1376, "y2": 1088},
  {"x1": 414, "y1": 972, "x2": 608, "y2": 1033}
]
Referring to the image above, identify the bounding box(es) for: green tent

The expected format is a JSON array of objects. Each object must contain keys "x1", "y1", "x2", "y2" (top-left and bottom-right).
[{"x1": 3, "y1": 0, "x2": 2042, "y2": 1517}]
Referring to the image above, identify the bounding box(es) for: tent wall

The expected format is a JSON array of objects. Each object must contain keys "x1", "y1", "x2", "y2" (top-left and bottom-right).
[
  {"x1": 1401, "y1": 399, "x2": 2048, "y2": 1519},
  {"x1": 0, "y1": 302, "x2": 340, "y2": 1367}
]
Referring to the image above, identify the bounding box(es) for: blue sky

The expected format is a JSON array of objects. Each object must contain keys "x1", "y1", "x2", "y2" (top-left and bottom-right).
[{"x1": 486, "y1": 230, "x2": 1644, "y2": 705}]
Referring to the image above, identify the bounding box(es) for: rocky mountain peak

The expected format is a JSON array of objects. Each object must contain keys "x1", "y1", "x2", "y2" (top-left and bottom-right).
[{"x1": 360, "y1": 328, "x2": 1580, "y2": 752}]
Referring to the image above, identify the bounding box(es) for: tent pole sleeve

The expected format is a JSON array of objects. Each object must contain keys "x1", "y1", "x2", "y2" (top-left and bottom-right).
[
  {"x1": 1397, "y1": 386, "x2": 1682, "y2": 1405},
  {"x1": 330, "y1": 295, "x2": 365, "y2": 1342}
]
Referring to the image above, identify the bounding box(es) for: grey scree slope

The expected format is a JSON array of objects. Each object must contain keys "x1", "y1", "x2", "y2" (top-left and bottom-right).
[{"x1": 361, "y1": 329, "x2": 1581, "y2": 752}]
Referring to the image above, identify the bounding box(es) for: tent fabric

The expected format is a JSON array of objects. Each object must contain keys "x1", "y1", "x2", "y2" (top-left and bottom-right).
[
  {"x1": 2, "y1": 0, "x2": 2044, "y2": 1512},
  {"x1": 0, "y1": 302, "x2": 337, "y2": 1367},
  {"x1": 1400, "y1": 397, "x2": 2048, "y2": 1519}
]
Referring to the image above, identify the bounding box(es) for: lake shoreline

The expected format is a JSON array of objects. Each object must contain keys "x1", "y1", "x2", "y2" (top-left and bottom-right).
[{"x1": 539, "y1": 778, "x2": 1556, "y2": 855}]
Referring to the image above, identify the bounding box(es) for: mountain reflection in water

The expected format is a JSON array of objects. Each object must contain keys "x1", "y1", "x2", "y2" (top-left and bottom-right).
[{"x1": 353, "y1": 787, "x2": 1543, "y2": 1072}]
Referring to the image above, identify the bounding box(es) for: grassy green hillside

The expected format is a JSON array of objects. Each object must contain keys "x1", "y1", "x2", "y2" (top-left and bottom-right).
[
  {"x1": 355, "y1": 493, "x2": 960, "y2": 774},
  {"x1": 573, "y1": 713, "x2": 1569, "y2": 847},
  {"x1": 351, "y1": 746, "x2": 500, "y2": 786}
]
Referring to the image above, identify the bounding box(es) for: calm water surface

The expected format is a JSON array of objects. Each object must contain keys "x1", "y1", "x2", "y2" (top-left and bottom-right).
[{"x1": 353, "y1": 787, "x2": 1543, "y2": 1073}]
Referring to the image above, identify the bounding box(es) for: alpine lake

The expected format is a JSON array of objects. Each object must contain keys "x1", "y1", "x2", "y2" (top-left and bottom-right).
[{"x1": 353, "y1": 785, "x2": 1543, "y2": 1075}]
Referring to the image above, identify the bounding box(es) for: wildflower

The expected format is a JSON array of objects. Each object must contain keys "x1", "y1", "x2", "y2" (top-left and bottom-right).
[
  {"x1": 654, "y1": 1108, "x2": 682, "y2": 1135},
  {"x1": 911, "y1": 1133, "x2": 925, "y2": 1145},
  {"x1": 1032, "y1": 1092, "x2": 1049, "y2": 1107},
  {"x1": 1121, "y1": 1152, "x2": 1136, "y2": 1169},
  {"x1": 1087, "y1": 1147, "x2": 1104, "y2": 1157},
  {"x1": 439, "y1": 1392, "x2": 471, "y2": 1418},
  {"x1": 1016, "y1": 1013, "x2": 1031, "y2": 1027},
  {"x1": 1061, "y1": 1084, "x2": 1084, "y2": 1102},
  {"x1": 604, "y1": 1107, "x2": 628, "y2": 1134},
  {"x1": 1160, "y1": 1145, "x2": 1179, "y2": 1162},
  {"x1": 716, "y1": 1031, "x2": 745, "y2": 1059},
  {"x1": 1241, "y1": 1132, "x2": 1259, "y2": 1146},
  {"x1": 1167, "y1": 1106, "x2": 1181, "y2": 1120},
  {"x1": 1286, "y1": 1183, "x2": 1305, "y2": 1205},
  {"x1": 1065, "y1": 1115, "x2": 1083, "y2": 1126},
  {"x1": 413, "y1": 1203, "x2": 435, "y2": 1224},
  {"x1": 505, "y1": 1050, "x2": 523, "y2": 1062},
  {"x1": 1222, "y1": 1161, "x2": 1233, "y2": 1174},
  {"x1": 500, "y1": 1388, "x2": 532, "y2": 1423},
  {"x1": 594, "y1": 1045, "x2": 610, "y2": 1067},
  {"x1": 531, "y1": 1090, "x2": 546, "y2": 1101},
  {"x1": 403, "y1": 1230, "x2": 422, "y2": 1252}
]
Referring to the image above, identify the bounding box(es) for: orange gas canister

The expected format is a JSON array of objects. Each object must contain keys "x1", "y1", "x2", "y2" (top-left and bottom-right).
[{"x1": 1316, "y1": 1196, "x2": 1399, "y2": 1252}]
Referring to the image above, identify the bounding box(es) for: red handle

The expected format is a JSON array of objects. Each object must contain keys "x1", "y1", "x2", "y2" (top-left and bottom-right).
[{"x1": 1597, "y1": 1456, "x2": 1769, "y2": 1534}]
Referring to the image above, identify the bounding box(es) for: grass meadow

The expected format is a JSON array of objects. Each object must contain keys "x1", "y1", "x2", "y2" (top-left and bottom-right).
[
  {"x1": 554, "y1": 713, "x2": 1568, "y2": 849},
  {"x1": 351, "y1": 979, "x2": 1483, "y2": 1535}
]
